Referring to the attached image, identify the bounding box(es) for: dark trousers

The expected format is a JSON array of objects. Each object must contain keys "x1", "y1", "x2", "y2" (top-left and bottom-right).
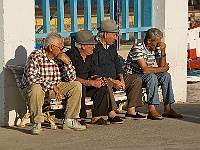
[{"x1": 79, "y1": 85, "x2": 108, "y2": 118}]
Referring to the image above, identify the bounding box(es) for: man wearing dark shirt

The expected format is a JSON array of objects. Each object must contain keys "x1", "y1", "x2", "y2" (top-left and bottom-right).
[
  {"x1": 62, "y1": 30, "x2": 123, "y2": 124},
  {"x1": 93, "y1": 20, "x2": 147, "y2": 120}
]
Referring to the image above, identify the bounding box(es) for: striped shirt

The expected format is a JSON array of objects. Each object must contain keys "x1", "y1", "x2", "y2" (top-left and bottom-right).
[
  {"x1": 21, "y1": 49, "x2": 76, "y2": 91},
  {"x1": 124, "y1": 42, "x2": 161, "y2": 74}
]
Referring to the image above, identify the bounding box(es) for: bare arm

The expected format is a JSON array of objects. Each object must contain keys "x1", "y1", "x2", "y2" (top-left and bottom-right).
[
  {"x1": 156, "y1": 42, "x2": 167, "y2": 67},
  {"x1": 57, "y1": 53, "x2": 71, "y2": 64},
  {"x1": 138, "y1": 42, "x2": 170, "y2": 74},
  {"x1": 108, "y1": 74, "x2": 125, "y2": 91},
  {"x1": 138, "y1": 58, "x2": 169, "y2": 74},
  {"x1": 76, "y1": 77, "x2": 105, "y2": 88}
]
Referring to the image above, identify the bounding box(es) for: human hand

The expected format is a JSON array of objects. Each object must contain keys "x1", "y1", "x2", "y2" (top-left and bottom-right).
[
  {"x1": 157, "y1": 42, "x2": 166, "y2": 53},
  {"x1": 112, "y1": 79, "x2": 125, "y2": 91},
  {"x1": 53, "y1": 84, "x2": 62, "y2": 101},
  {"x1": 163, "y1": 63, "x2": 169, "y2": 72},
  {"x1": 57, "y1": 53, "x2": 70, "y2": 64},
  {"x1": 120, "y1": 78, "x2": 125, "y2": 90},
  {"x1": 91, "y1": 79, "x2": 104, "y2": 88}
]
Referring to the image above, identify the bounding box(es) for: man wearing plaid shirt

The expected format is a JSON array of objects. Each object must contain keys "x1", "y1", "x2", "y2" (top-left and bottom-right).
[{"x1": 21, "y1": 32, "x2": 86, "y2": 135}]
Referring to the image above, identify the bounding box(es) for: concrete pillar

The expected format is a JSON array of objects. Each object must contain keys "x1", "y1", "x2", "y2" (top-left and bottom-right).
[
  {"x1": 154, "y1": 0, "x2": 188, "y2": 102},
  {"x1": 0, "y1": 0, "x2": 35, "y2": 126}
]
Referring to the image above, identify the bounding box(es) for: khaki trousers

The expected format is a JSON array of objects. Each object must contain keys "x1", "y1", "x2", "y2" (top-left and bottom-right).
[{"x1": 22, "y1": 81, "x2": 82, "y2": 124}]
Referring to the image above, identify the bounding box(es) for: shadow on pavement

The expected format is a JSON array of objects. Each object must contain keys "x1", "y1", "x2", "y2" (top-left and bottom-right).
[
  {"x1": 135, "y1": 103, "x2": 200, "y2": 124},
  {"x1": 2, "y1": 126, "x2": 31, "y2": 134}
]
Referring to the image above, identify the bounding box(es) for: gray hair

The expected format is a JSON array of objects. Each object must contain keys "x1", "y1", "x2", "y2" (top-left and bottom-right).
[
  {"x1": 97, "y1": 31, "x2": 104, "y2": 38},
  {"x1": 75, "y1": 42, "x2": 81, "y2": 49},
  {"x1": 44, "y1": 32, "x2": 62, "y2": 48},
  {"x1": 145, "y1": 28, "x2": 163, "y2": 41}
]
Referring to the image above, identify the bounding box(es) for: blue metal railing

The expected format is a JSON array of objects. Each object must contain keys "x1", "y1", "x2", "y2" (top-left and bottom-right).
[{"x1": 35, "y1": 0, "x2": 154, "y2": 42}]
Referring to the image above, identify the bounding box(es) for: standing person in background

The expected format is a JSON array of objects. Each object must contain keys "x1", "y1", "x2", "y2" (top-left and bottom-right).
[
  {"x1": 125, "y1": 28, "x2": 183, "y2": 120},
  {"x1": 93, "y1": 19, "x2": 147, "y2": 121}
]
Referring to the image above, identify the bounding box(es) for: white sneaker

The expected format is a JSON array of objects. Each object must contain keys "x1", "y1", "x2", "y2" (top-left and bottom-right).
[
  {"x1": 31, "y1": 123, "x2": 42, "y2": 135},
  {"x1": 62, "y1": 119, "x2": 86, "y2": 131}
]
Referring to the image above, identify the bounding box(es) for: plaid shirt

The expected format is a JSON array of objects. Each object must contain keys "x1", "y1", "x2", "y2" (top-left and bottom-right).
[{"x1": 21, "y1": 49, "x2": 76, "y2": 91}]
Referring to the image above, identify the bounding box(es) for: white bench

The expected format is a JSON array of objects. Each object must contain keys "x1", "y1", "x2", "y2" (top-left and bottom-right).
[{"x1": 7, "y1": 65, "x2": 136, "y2": 129}]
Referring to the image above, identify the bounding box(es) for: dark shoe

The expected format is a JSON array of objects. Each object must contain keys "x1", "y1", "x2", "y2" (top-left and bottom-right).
[
  {"x1": 162, "y1": 109, "x2": 183, "y2": 118},
  {"x1": 147, "y1": 110, "x2": 164, "y2": 120},
  {"x1": 107, "y1": 116, "x2": 123, "y2": 124},
  {"x1": 91, "y1": 117, "x2": 110, "y2": 125},
  {"x1": 78, "y1": 120, "x2": 88, "y2": 128},
  {"x1": 125, "y1": 112, "x2": 147, "y2": 120}
]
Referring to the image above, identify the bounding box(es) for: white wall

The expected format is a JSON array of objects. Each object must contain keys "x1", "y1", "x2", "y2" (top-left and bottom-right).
[
  {"x1": 0, "y1": 0, "x2": 35, "y2": 126},
  {"x1": 154, "y1": 0, "x2": 188, "y2": 102}
]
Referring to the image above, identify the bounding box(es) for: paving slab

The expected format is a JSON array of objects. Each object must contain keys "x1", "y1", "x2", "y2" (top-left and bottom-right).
[{"x1": 0, "y1": 102, "x2": 200, "y2": 150}]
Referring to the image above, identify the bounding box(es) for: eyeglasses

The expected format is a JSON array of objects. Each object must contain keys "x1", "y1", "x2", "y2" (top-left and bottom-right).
[{"x1": 52, "y1": 44, "x2": 65, "y2": 51}]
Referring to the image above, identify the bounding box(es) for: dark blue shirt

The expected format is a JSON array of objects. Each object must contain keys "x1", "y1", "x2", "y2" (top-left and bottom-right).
[{"x1": 93, "y1": 42, "x2": 124, "y2": 78}]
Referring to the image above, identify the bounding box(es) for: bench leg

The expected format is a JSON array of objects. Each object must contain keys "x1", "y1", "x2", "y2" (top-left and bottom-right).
[
  {"x1": 43, "y1": 112, "x2": 58, "y2": 130},
  {"x1": 18, "y1": 111, "x2": 58, "y2": 130},
  {"x1": 116, "y1": 100, "x2": 127, "y2": 113},
  {"x1": 17, "y1": 112, "x2": 30, "y2": 127}
]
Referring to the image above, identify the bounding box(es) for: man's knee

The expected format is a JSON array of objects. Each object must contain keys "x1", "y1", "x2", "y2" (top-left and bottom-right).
[
  {"x1": 147, "y1": 74, "x2": 158, "y2": 84},
  {"x1": 29, "y1": 84, "x2": 43, "y2": 95},
  {"x1": 73, "y1": 81, "x2": 82, "y2": 90},
  {"x1": 127, "y1": 74, "x2": 142, "y2": 84},
  {"x1": 162, "y1": 72, "x2": 171, "y2": 80},
  {"x1": 68, "y1": 81, "x2": 82, "y2": 93},
  {"x1": 135, "y1": 74, "x2": 142, "y2": 84}
]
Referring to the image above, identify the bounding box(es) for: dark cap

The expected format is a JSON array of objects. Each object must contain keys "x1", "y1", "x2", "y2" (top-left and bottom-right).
[
  {"x1": 75, "y1": 30, "x2": 97, "y2": 45},
  {"x1": 98, "y1": 20, "x2": 119, "y2": 33}
]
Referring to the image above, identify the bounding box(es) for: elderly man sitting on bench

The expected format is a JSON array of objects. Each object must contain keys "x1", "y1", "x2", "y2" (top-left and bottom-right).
[
  {"x1": 58, "y1": 30, "x2": 123, "y2": 125},
  {"x1": 21, "y1": 32, "x2": 86, "y2": 135}
]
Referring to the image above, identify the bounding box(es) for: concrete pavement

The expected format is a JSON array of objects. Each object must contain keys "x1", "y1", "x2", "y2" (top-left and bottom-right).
[{"x1": 0, "y1": 102, "x2": 200, "y2": 150}]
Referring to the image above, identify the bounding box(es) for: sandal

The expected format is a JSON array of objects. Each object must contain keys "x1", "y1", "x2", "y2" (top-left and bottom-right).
[
  {"x1": 147, "y1": 110, "x2": 164, "y2": 120},
  {"x1": 162, "y1": 109, "x2": 183, "y2": 118},
  {"x1": 91, "y1": 117, "x2": 110, "y2": 125}
]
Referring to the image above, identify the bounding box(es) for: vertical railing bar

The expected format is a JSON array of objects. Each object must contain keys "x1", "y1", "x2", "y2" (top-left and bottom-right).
[
  {"x1": 97, "y1": 0, "x2": 104, "y2": 28},
  {"x1": 42, "y1": 0, "x2": 50, "y2": 33},
  {"x1": 134, "y1": 0, "x2": 142, "y2": 39},
  {"x1": 36, "y1": 0, "x2": 154, "y2": 44},
  {"x1": 122, "y1": 0, "x2": 129, "y2": 40},
  {"x1": 84, "y1": 0, "x2": 92, "y2": 30},
  {"x1": 70, "y1": 0, "x2": 78, "y2": 48},
  {"x1": 144, "y1": 0, "x2": 154, "y2": 27},
  {"x1": 57, "y1": 0, "x2": 65, "y2": 32},
  {"x1": 70, "y1": 0, "x2": 78, "y2": 32},
  {"x1": 110, "y1": 0, "x2": 115, "y2": 20}
]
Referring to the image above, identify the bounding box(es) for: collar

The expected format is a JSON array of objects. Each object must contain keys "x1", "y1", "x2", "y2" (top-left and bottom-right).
[
  {"x1": 74, "y1": 47, "x2": 89, "y2": 60},
  {"x1": 142, "y1": 41, "x2": 155, "y2": 55},
  {"x1": 73, "y1": 47, "x2": 82, "y2": 57},
  {"x1": 99, "y1": 41, "x2": 110, "y2": 49}
]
